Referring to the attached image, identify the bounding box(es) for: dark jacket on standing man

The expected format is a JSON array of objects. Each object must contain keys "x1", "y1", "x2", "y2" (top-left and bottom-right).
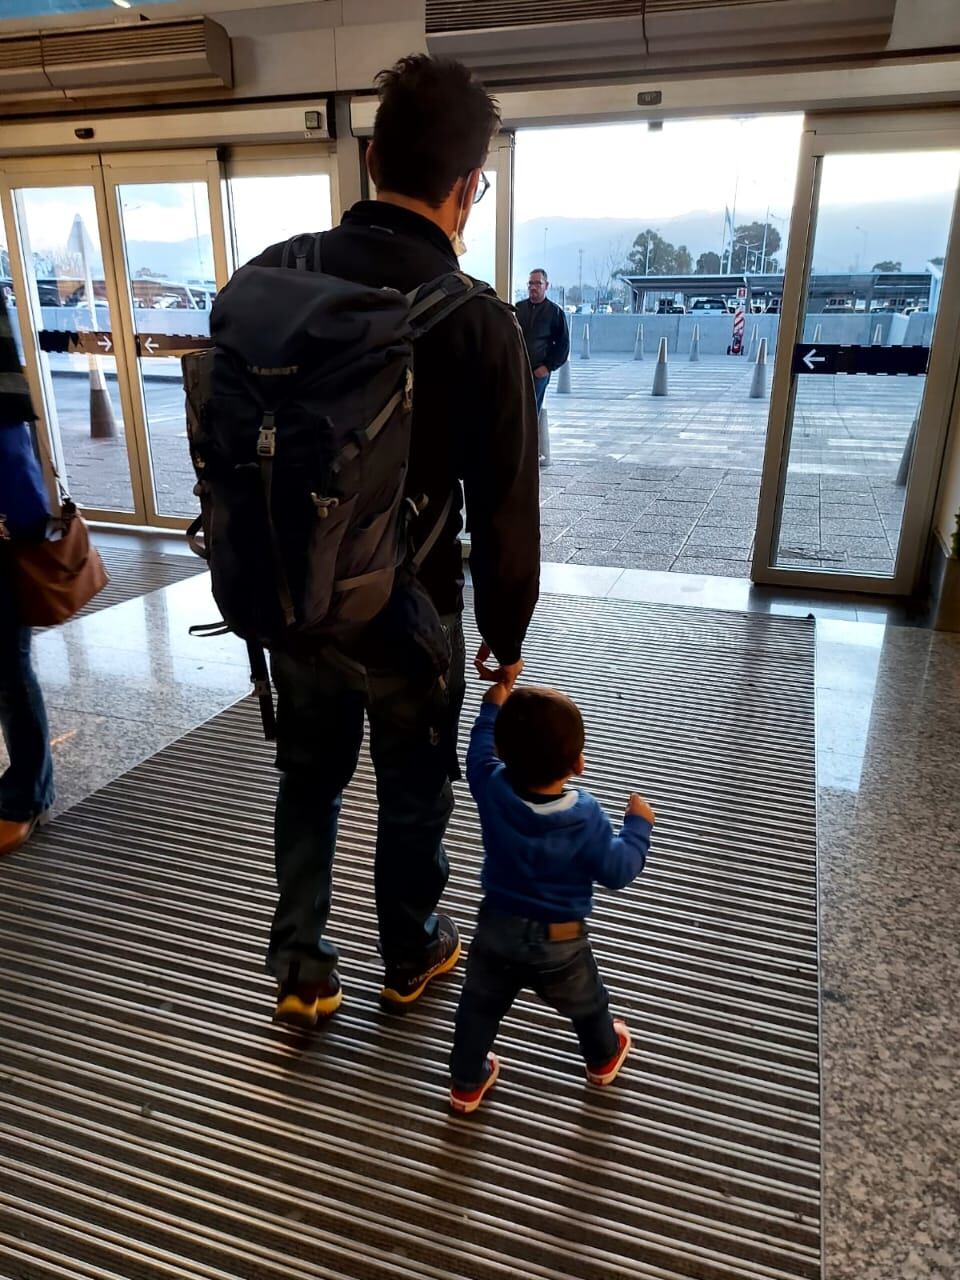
[
  {"x1": 251, "y1": 201, "x2": 540, "y2": 665},
  {"x1": 515, "y1": 297, "x2": 570, "y2": 374}
]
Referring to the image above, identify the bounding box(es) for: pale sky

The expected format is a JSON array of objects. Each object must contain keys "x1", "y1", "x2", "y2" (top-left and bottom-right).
[
  {"x1": 513, "y1": 117, "x2": 960, "y2": 223},
  {"x1": 515, "y1": 117, "x2": 805, "y2": 224}
]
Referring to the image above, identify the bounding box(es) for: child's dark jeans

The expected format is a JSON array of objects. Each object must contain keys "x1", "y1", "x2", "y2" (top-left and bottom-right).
[{"x1": 450, "y1": 902, "x2": 619, "y2": 1089}]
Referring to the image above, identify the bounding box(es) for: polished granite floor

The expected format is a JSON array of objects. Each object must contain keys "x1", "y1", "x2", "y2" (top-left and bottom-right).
[{"x1": 2, "y1": 550, "x2": 958, "y2": 1280}]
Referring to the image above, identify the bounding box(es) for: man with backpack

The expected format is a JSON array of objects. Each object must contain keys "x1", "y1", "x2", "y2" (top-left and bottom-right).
[{"x1": 187, "y1": 56, "x2": 540, "y2": 1025}]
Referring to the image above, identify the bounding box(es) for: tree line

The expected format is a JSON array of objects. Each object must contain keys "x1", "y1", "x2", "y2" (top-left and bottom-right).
[{"x1": 619, "y1": 221, "x2": 784, "y2": 278}]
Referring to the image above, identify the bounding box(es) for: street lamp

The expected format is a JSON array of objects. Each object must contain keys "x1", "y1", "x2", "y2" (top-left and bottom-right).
[{"x1": 855, "y1": 225, "x2": 868, "y2": 272}]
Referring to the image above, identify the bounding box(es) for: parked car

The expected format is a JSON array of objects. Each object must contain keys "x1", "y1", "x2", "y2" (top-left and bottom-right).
[
  {"x1": 823, "y1": 297, "x2": 854, "y2": 312},
  {"x1": 902, "y1": 306, "x2": 927, "y2": 316},
  {"x1": 765, "y1": 298, "x2": 781, "y2": 314},
  {"x1": 690, "y1": 297, "x2": 729, "y2": 314},
  {"x1": 656, "y1": 300, "x2": 686, "y2": 314}
]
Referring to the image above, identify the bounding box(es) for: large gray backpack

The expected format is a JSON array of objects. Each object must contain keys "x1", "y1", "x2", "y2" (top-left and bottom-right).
[{"x1": 183, "y1": 233, "x2": 491, "y2": 731}]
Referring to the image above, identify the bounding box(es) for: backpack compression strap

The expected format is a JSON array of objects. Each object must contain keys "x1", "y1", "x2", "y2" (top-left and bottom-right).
[
  {"x1": 406, "y1": 272, "x2": 495, "y2": 339},
  {"x1": 280, "y1": 232, "x2": 325, "y2": 272}
]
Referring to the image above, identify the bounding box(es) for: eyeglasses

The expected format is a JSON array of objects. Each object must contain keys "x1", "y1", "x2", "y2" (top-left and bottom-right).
[{"x1": 473, "y1": 171, "x2": 490, "y2": 205}]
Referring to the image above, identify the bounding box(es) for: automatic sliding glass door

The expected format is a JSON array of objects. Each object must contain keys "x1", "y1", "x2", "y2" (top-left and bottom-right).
[
  {"x1": 754, "y1": 113, "x2": 960, "y2": 593},
  {"x1": 0, "y1": 158, "x2": 144, "y2": 519},
  {"x1": 0, "y1": 151, "x2": 230, "y2": 528}
]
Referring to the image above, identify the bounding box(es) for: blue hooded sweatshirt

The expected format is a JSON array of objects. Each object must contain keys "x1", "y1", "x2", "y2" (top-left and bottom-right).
[{"x1": 466, "y1": 701, "x2": 652, "y2": 922}]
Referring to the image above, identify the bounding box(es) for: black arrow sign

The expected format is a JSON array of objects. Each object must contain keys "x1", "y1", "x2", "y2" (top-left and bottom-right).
[
  {"x1": 792, "y1": 343, "x2": 929, "y2": 377},
  {"x1": 38, "y1": 329, "x2": 113, "y2": 356},
  {"x1": 135, "y1": 333, "x2": 213, "y2": 358}
]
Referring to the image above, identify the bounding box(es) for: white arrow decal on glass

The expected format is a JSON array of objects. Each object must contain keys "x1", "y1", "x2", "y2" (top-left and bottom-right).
[
  {"x1": 802, "y1": 348, "x2": 826, "y2": 371},
  {"x1": 97, "y1": 334, "x2": 112, "y2": 353},
  {"x1": 144, "y1": 337, "x2": 158, "y2": 354}
]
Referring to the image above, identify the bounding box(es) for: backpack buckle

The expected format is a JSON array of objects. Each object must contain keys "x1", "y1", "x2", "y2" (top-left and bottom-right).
[
  {"x1": 257, "y1": 413, "x2": 277, "y2": 458},
  {"x1": 311, "y1": 494, "x2": 340, "y2": 520}
]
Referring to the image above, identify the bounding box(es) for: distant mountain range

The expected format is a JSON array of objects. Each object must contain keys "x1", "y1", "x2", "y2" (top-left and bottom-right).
[
  {"x1": 79, "y1": 195, "x2": 950, "y2": 291},
  {"x1": 515, "y1": 196, "x2": 951, "y2": 290}
]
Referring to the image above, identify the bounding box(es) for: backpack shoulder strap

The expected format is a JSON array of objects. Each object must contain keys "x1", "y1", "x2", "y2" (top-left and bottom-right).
[
  {"x1": 279, "y1": 232, "x2": 325, "y2": 272},
  {"x1": 406, "y1": 272, "x2": 495, "y2": 339}
]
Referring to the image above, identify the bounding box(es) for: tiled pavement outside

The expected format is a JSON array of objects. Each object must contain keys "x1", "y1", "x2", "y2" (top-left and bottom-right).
[
  {"x1": 52, "y1": 353, "x2": 916, "y2": 578},
  {"x1": 539, "y1": 354, "x2": 913, "y2": 577}
]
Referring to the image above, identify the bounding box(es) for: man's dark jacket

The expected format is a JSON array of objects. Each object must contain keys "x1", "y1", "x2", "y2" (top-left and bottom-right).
[
  {"x1": 515, "y1": 297, "x2": 570, "y2": 373},
  {"x1": 251, "y1": 201, "x2": 540, "y2": 665}
]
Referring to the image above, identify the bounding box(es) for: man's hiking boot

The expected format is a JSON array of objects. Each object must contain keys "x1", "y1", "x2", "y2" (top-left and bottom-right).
[
  {"x1": 380, "y1": 915, "x2": 461, "y2": 1013},
  {"x1": 449, "y1": 1054, "x2": 500, "y2": 1115},
  {"x1": 274, "y1": 971, "x2": 343, "y2": 1027},
  {"x1": 585, "y1": 1018, "x2": 632, "y2": 1086}
]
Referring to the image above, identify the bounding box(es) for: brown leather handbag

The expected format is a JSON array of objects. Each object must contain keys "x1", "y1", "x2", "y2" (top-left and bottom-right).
[{"x1": 11, "y1": 498, "x2": 109, "y2": 626}]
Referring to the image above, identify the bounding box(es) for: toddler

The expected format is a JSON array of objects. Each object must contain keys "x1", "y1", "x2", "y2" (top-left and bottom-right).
[{"x1": 449, "y1": 675, "x2": 654, "y2": 1113}]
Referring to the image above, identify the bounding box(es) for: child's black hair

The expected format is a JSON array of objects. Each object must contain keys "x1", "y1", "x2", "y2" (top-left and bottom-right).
[{"x1": 494, "y1": 686, "x2": 585, "y2": 790}]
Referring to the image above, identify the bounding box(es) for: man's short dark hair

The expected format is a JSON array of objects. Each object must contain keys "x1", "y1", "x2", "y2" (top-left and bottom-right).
[
  {"x1": 373, "y1": 55, "x2": 501, "y2": 208},
  {"x1": 530, "y1": 268, "x2": 548, "y2": 282},
  {"x1": 494, "y1": 686, "x2": 585, "y2": 790}
]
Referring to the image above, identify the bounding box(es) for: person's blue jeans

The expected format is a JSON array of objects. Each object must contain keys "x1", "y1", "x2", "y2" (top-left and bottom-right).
[
  {"x1": 533, "y1": 372, "x2": 550, "y2": 415},
  {"x1": 450, "y1": 903, "x2": 619, "y2": 1088},
  {"x1": 266, "y1": 617, "x2": 466, "y2": 985},
  {"x1": 0, "y1": 600, "x2": 54, "y2": 823}
]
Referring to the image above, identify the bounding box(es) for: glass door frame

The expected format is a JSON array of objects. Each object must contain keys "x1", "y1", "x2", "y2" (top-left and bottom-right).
[
  {"x1": 488, "y1": 132, "x2": 515, "y2": 303},
  {"x1": 0, "y1": 149, "x2": 231, "y2": 529},
  {"x1": 222, "y1": 142, "x2": 341, "y2": 275},
  {"x1": 0, "y1": 152, "x2": 150, "y2": 524},
  {"x1": 753, "y1": 109, "x2": 960, "y2": 595},
  {"x1": 99, "y1": 148, "x2": 229, "y2": 530}
]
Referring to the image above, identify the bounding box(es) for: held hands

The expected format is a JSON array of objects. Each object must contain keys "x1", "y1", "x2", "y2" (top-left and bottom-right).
[
  {"x1": 533, "y1": 365, "x2": 550, "y2": 378},
  {"x1": 475, "y1": 642, "x2": 524, "y2": 706},
  {"x1": 626, "y1": 793, "x2": 656, "y2": 824}
]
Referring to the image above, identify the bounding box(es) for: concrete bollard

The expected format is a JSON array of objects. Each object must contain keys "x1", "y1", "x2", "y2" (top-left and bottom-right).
[
  {"x1": 88, "y1": 354, "x2": 117, "y2": 440},
  {"x1": 749, "y1": 337, "x2": 768, "y2": 399},
  {"x1": 896, "y1": 408, "x2": 919, "y2": 486},
  {"x1": 873, "y1": 323, "x2": 883, "y2": 346},
  {"x1": 633, "y1": 324, "x2": 644, "y2": 361},
  {"x1": 557, "y1": 359, "x2": 571, "y2": 394},
  {"x1": 580, "y1": 323, "x2": 591, "y2": 360},
  {"x1": 812, "y1": 323, "x2": 823, "y2": 344},
  {"x1": 746, "y1": 325, "x2": 758, "y2": 362},
  {"x1": 538, "y1": 406, "x2": 551, "y2": 466},
  {"x1": 652, "y1": 336, "x2": 669, "y2": 396},
  {"x1": 689, "y1": 324, "x2": 700, "y2": 363}
]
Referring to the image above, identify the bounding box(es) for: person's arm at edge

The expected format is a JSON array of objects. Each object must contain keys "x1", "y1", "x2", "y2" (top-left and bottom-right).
[{"x1": 462, "y1": 306, "x2": 540, "y2": 666}]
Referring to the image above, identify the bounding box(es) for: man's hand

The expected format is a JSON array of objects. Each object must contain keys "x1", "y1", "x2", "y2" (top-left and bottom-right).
[
  {"x1": 533, "y1": 365, "x2": 549, "y2": 379},
  {"x1": 475, "y1": 642, "x2": 523, "y2": 690},
  {"x1": 626, "y1": 793, "x2": 656, "y2": 824}
]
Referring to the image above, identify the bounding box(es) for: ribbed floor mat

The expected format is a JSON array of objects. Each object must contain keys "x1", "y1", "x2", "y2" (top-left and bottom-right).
[
  {"x1": 0, "y1": 595, "x2": 819, "y2": 1280},
  {"x1": 82, "y1": 545, "x2": 207, "y2": 616}
]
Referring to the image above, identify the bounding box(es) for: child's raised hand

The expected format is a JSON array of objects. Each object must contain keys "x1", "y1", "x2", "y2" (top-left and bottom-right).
[
  {"x1": 483, "y1": 659, "x2": 523, "y2": 706},
  {"x1": 626, "y1": 793, "x2": 656, "y2": 823}
]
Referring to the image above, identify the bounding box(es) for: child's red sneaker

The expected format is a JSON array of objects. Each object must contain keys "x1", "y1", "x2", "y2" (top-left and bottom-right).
[
  {"x1": 449, "y1": 1054, "x2": 500, "y2": 1114},
  {"x1": 586, "y1": 1019, "x2": 632, "y2": 1086}
]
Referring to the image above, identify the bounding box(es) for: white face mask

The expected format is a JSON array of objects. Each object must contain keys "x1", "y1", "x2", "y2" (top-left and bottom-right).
[{"x1": 450, "y1": 177, "x2": 471, "y2": 258}]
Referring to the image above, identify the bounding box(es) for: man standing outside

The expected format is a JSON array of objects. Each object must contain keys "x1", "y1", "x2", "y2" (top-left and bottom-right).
[
  {"x1": 249, "y1": 56, "x2": 541, "y2": 1026},
  {"x1": 515, "y1": 269, "x2": 570, "y2": 417}
]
